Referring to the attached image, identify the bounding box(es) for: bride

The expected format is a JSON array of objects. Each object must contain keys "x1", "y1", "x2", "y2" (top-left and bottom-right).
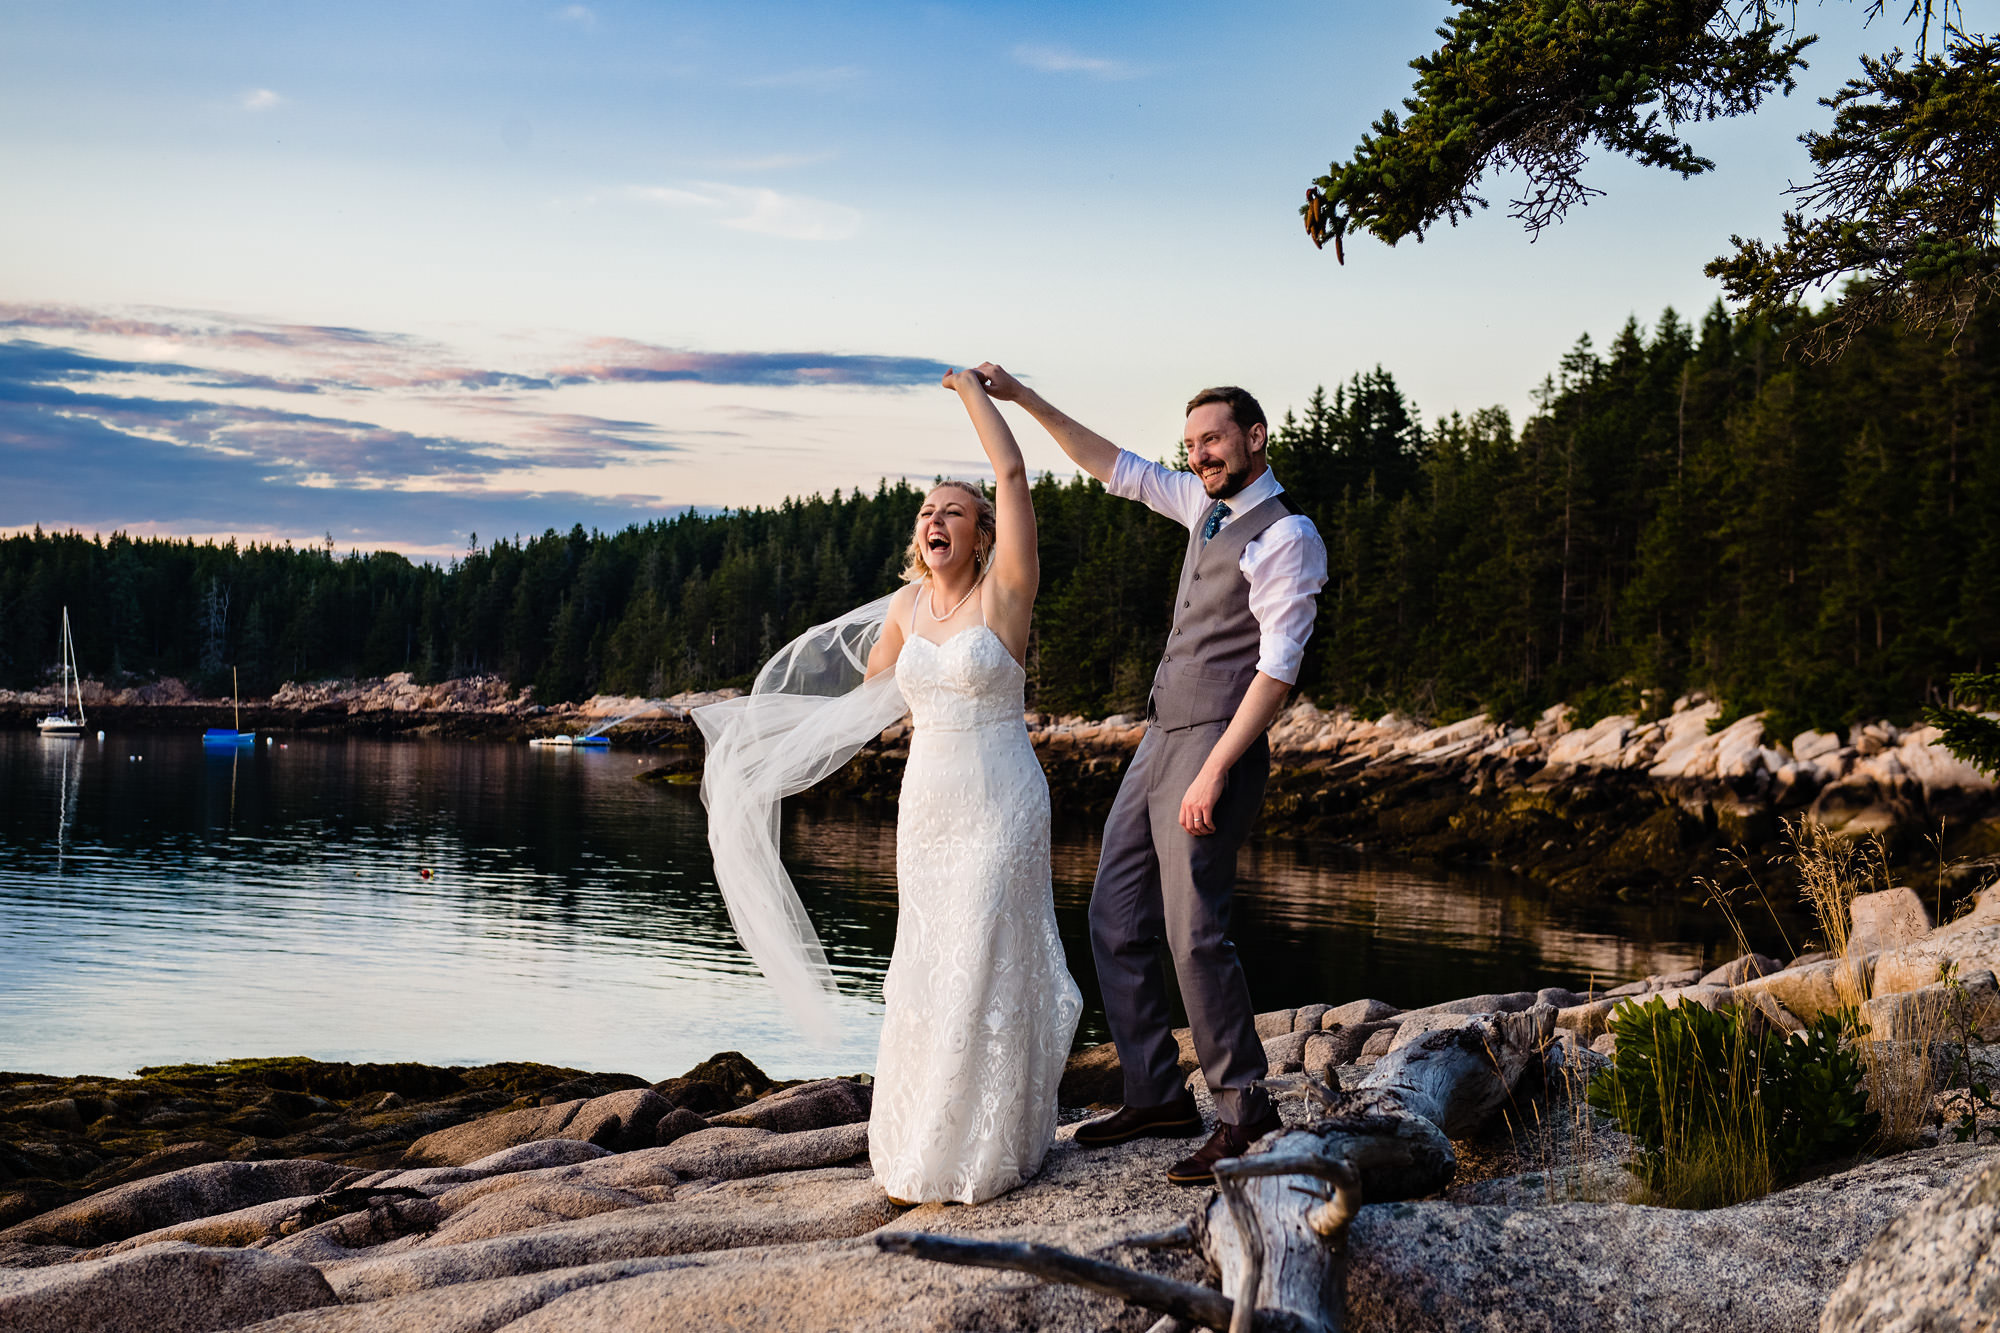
[{"x1": 695, "y1": 367, "x2": 1081, "y2": 1206}]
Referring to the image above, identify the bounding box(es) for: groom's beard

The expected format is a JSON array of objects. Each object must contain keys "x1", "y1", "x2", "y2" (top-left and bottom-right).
[{"x1": 1200, "y1": 462, "x2": 1253, "y2": 499}]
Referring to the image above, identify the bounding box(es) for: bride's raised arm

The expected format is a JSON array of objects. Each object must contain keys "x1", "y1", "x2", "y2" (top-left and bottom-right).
[{"x1": 944, "y1": 367, "x2": 1037, "y2": 659}]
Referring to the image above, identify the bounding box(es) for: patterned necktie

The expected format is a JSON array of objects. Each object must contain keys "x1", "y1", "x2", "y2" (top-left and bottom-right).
[{"x1": 1201, "y1": 501, "x2": 1230, "y2": 541}]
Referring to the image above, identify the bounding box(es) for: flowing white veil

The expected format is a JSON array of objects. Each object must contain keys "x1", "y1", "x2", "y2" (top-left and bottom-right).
[{"x1": 691, "y1": 591, "x2": 909, "y2": 1039}]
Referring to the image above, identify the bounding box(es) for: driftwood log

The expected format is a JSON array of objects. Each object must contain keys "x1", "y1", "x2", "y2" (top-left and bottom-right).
[{"x1": 877, "y1": 1004, "x2": 1558, "y2": 1333}]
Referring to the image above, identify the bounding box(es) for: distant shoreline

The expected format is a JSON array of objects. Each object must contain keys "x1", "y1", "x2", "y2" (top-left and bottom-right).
[{"x1": 9, "y1": 678, "x2": 1997, "y2": 902}]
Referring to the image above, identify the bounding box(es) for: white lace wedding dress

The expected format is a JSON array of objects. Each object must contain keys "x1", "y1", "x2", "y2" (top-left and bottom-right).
[{"x1": 868, "y1": 619, "x2": 1083, "y2": 1204}]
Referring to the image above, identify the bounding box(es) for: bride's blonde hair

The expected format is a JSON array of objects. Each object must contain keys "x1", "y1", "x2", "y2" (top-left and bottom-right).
[{"x1": 901, "y1": 480, "x2": 996, "y2": 583}]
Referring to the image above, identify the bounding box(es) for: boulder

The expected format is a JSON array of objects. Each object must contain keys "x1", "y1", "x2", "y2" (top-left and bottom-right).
[
  {"x1": 1634, "y1": 983, "x2": 1735, "y2": 1014},
  {"x1": 651, "y1": 1053, "x2": 776, "y2": 1110},
  {"x1": 1306, "y1": 1022, "x2": 1398, "y2": 1074},
  {"x1": 1323, "y1": 998, "x2": 1402, "y2": 1028},
  {"x1": 1874, "y1": 921, "x2": 2000, "y2": 998},
  {"x1": 1387, "y1": 1011, "x2": 1484, "y2": 1051},
  {"x1": 1399, "y1": 991, "x2": 1542, "y2": 1020},
  {"x1": 1605, "y1": 966, "x2": 1705, "y2": 998},
  {"x1": 654, "y1": 1108, "x2": 709, "y2": 1145},
  {"x1": 1738, "y1": 956, "x2": 1874, "y2": 1021},
  {"x1": 79, "y1": 1141, "x2": 228, "y2": 1192},
  {"x1": 318, "y1": 1168, "x2": 898, "y2": 1303},
  {"x1": 1262, "y1": 1030, "x2": 1311, "y2": 1072},
  {"x1": 1849, "y1": 888, "x2": 1932, "y2": 956},
  {"x1": 1820, "y1": 1154, "x2": 2000, "y2": 1331},
  {"x1": 0, "y1": 1242, "x2": 335, "y2": 1332},
  {"x1": 219, "y1": 1258, "x2": 693, "y2": 1333},
  {"x1": 647, "y1": 1122, "x2": 870, "y2": 1182},
  {"x1": 0, "y1": 1159, "x2": 359, "y2": 1248},
  {"x1": 86, "y1": 1193, "x2": 327, "y2": 1257},
  {"x1": 419, "y1": 1182, "x2": 657, "y2": 1249},
  {"x1": 1359, "y1": 1027, "x2": 1399, "y2": 1060},
  {"x1": 266, "y1": 1195, "x2": 448, "y2": 1265},
  {"x1": 1860, "y1": 970, "x2": 2000, "y2": 1044},
  {"x1": 1556, "y1": 997, "x2": 1623, "y2": 1041},
  {"x1": 350, "y1": 1139, "x2": 613, "y2": 1193},
  {"x1": 1701, "y1": 953, "x2": 1783, "y2": 988},
  {"x1": 403, "y1": 1089, "x2": 672, "y2": 1167},
  {"x1": 1252, "y1": 1009, "x2": 1297, "y2": 1039},
  {"x1": 1347, "y1": 1144, "x2": 2000, "y2": 1333},
  {"x1": 1292, "y1": 1003, "x2": 1331, "y2": 1033},
  {"x1": 704, "y1": 1080, "x2": 870, "y2": 1135}
]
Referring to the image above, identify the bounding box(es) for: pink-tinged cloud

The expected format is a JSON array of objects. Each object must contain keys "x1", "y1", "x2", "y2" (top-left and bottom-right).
[{"x1": 552, "y1": 337, "x2": 948, "y2": 387}]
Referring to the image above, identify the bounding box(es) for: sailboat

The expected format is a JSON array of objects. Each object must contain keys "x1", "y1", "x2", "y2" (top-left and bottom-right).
[
  {"x1": 203, "y1": 666, "x2": 256, "y2": 746},
  {"x1": 36, "y1": 608, "x2": 87, "y2": 737}
]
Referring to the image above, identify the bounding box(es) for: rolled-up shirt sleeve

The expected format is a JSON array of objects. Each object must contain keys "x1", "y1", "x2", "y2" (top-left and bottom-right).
[
  {"x1": 1242, "y1": 516, "x2": 1328, "y2": 685},
  {"x1": 1108, "y1": 448, "x2": 1208, "y2": 530}
]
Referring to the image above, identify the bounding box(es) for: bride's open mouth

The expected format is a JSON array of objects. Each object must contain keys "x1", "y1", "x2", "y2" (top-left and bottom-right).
[{"x1": 926, "y1": 533, "x2": 952, "y2": 558}]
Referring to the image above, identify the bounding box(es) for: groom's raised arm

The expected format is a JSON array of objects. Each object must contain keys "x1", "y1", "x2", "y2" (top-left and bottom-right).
[{"x1": 970, "y1": 363, "x2": 1121, "y2": 486}]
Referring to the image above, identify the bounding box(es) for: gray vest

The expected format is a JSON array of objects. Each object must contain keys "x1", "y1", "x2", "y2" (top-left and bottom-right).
[{"x1": 1147, "y1": 492, "x2": 1304, "y2": 731}]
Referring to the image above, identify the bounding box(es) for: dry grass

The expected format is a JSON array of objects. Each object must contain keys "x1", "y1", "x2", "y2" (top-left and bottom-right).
[{"x1": 1784, "y1": 817, "x2": 1951, "y2": 1150}]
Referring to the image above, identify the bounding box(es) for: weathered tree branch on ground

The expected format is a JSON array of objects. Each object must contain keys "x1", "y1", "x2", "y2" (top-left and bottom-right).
[
  {"x1": 870, "y1": 1232, "x2": 1236, "y2": 1329},
  {"x1": 880, "y1": 1006, "x2": 1559, "y2": 1333}
]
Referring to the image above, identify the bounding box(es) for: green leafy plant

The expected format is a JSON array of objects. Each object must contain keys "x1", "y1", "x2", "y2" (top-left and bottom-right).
[
  {"x1": 1588, "y1": 996, "x2": 1878, "y2": 1207},
  {"x1": 1761, "y1": 1010, "x2": 1880, "y2": 1172}
]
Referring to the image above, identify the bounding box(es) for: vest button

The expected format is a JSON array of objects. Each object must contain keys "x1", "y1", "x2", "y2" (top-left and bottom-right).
[
  {"x1": 1192, "y1": 573, "x2": 1201, "y2": 581},
  {"x1": 1183, "y1": 600, "x2": 1191, "y2": 608},
  {"x1": 1174, "y1": 628, "x2": 1183, "y2": 636}
]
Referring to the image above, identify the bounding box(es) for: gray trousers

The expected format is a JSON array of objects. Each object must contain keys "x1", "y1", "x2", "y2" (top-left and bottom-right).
[{"x1": 1088, "y1": 721, "x2": 1271, "y2": 1124}]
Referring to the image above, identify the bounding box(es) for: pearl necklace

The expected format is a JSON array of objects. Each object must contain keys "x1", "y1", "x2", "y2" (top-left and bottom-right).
[{"x1": 927, "y1": 572, "x2": 984, "y2": 623}]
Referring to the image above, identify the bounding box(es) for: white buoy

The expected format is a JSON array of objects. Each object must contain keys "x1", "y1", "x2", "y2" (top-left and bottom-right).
[{"x1": 96, "y1": 731, "x2": 105, "y2": 740}]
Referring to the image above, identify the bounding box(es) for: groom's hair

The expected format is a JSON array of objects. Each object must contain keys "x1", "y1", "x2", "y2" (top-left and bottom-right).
[{"x1": 1185, "y1": 386, "x2": 1267, "y2": 437}]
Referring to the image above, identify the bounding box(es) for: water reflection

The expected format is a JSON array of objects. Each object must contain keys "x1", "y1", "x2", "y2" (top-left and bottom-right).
[{"x1": 0, "y1": 732, "x2": 1783, "y2": 1082}]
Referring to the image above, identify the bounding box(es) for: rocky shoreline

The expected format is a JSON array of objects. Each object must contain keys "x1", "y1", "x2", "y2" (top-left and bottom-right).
[
  {"x1": 11, "y1": 674, "x2": 1999, "y2": 900},
  {"x1": 4, "y1": 884, "x2": 1998, "y2": 1330}
]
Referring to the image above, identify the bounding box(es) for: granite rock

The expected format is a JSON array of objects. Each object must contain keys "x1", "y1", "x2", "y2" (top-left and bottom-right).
[
  {"x1": 0, "y1": 1241, "x2": 336, "y2": 1333},
  {"x1": 0, "y1": 1159, "x2": 360, "y2": 1248},
  {"x1": 1849, "y1": 888, "x2": 1933, "y2": 956},
  {"x1": 1820, "y1": 1153, "x2": 2000, "y2": 1332},
  {"x1": 1346, "y1": 1144, "x2": 2000, "y2": 1333},
  {"x1": 319, "y1": 1168, "x2": 897, "y2": 1302},
  {"x1": 224, "y1": 1259, "x2": 692, "y2": 1333},
  {"x1": 653, "y1": 1108, "x2": 709, "y2": 1145},
  {"x1": 403, "y1": 1090, "x2": 672, "y2": 1167},
  {"x1": 704, "y1": 1080, "x2": 870, "y2": 1134},
  {"x1": 1323, "y1": 998, "x2": 1402, "y2": 1028},
  {"x1": 1701, "y1": 953, "x2": 1783, "y2": 988}
]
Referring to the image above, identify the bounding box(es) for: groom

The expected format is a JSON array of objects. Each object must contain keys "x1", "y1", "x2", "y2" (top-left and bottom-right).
[{"x1": 972, "y1": 364, "x2": 1328, "y2": 1186}]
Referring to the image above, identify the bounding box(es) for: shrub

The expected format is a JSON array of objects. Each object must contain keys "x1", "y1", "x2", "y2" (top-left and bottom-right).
[{"x1": 1587, "y1": 997, "x2": 1878, "y2": 1208}]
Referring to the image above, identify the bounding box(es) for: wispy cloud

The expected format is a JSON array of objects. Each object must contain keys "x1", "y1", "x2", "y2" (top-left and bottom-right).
[
  {"x1": 628, "y1": 182, "x2": 859, "y2": 241},
  {"x1": 1012, "y1": 45, "x2": 1139, "y2": 80},
  {"x1": 241, "y1": 88, "x2": 285, "y2": 111},
  {"x1": 554, "y1": 4, "x2": 596, "y2": 30},
  {"x1": 551, "y1": 337, "x2": 949, "y2": 387},
  {"x1": 741, "y1": 65, "x2": 862, "y2": 90},
  {"x1": 0, "y1": 304, "x2": 954, "y2": 547}
]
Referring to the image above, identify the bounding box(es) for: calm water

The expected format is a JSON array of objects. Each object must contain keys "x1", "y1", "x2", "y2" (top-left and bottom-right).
[{"x1": 1, "y1": 731, "x2": 1765, "y2": 1082}]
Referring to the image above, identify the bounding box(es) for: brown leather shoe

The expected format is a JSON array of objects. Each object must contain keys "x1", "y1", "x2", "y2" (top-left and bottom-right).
[
  {"x1": 1072, "y1": 1090, "x2": 1204, "y2": 1148},
  {"x1": 1166, "y1": 1106, "x2": 1284, "y2": 1186}
]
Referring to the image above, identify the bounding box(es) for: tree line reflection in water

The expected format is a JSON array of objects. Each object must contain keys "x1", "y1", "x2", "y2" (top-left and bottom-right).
[{"x1": 0, "y1": 733, "x2": 1774, "y2": 1080}]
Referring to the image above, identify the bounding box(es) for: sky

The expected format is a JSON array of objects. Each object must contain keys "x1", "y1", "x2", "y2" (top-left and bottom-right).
[{"x1": 1, "y1": 0, "x2": 1980, "y2": 557}]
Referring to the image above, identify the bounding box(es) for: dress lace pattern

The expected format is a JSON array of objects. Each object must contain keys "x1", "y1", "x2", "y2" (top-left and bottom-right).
[{"x1": 870, "y1": 626, "x2": 1083, "y2": 1204}]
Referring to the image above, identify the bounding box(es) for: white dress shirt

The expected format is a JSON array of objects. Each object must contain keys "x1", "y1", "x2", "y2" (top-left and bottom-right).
[{"x1": 1108, "y1": 450, "x2": 1329, "y2": 685}]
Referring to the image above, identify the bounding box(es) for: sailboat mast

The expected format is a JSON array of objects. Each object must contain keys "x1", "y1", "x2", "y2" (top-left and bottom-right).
[
  {"x1": 234, "y1": 665, "x2": 241, "y2": 732},
  {"x1": 62, "y1": 607, "x2": 84, "y2": 726}
]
